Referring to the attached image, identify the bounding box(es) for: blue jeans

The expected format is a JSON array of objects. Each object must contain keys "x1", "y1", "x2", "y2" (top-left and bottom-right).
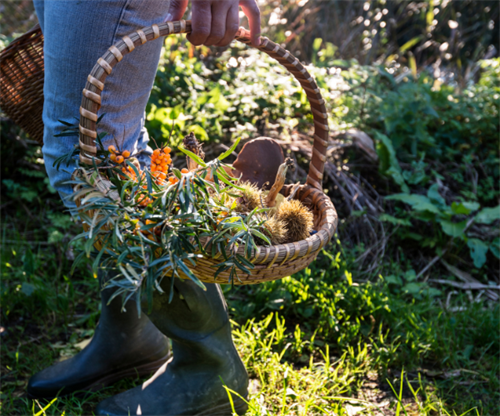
[{"x1": 34, "y1": 0, "x2": 171, "y2": 209}]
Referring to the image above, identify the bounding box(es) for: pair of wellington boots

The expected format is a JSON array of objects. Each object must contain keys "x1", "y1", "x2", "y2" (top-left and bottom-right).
[{"x1": 27, "y1": 274, "x2": 249, "y2": 415}]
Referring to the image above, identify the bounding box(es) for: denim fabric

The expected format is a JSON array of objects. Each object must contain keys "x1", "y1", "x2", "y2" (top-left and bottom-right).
[{"x1": 34, "y1": 0, "x2": 171, "y2": 209}]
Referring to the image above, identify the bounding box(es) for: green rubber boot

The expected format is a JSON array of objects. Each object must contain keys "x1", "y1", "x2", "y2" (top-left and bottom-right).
[
  {"x1": 96, "y1": 278, "x2": 249, "y2": 416},
  {"x1": 27, "y1": 274, "x2": 171, "y2": 399}
]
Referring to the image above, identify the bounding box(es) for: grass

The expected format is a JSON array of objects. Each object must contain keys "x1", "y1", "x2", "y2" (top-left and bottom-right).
[
  {"x1": 225, "y1": 253, "x2": 499, "y2": 415},
  {"x1": 1, "y1": 212, "x2": 498, "y2": 415}
]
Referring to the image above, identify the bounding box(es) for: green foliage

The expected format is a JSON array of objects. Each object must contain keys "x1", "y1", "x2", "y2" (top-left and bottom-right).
[
  {"x1": 337, "y1": 60, "x2": 499, "y2": 163},
  {"x1": 227, "y1": 243, "x2": 497, "y2": 368},
  {"x1": 0, "y1": 32, "x2": 16, "y2": 51},
  {"x1": 0, "y1": 1, "x2": 41, "y2": 39},
  {"x1": 325, "y1": 58, "x2": 499, "y2": 274},
  {"x1": 146, "y1": 36, "x2": 308, "y2": 146},
  {"x1": 2, "y1": 10, "x2": 499, "y2": 414},
  {"x1": 260, "y1": 0, "x2": 498, "y2": 85},
  {"x1": 384, "y1": 186, "x2": 499, "y2": 267},
  {"x1": 375, "y1": 132, "x2": 410, "y2": 193}
]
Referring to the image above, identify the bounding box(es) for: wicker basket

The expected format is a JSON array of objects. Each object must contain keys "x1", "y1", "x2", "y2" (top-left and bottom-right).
[
  {"x1": 78, "y1": 20, "x2": 338, "y2": 285},
  {"x1": 0, "y1": 24, "x2": 44, "y2": 145}
]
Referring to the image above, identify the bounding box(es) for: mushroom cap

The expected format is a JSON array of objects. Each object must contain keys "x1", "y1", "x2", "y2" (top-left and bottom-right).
[{"x1": 231, "y1": 137, "x2": 285, "y2": 190}]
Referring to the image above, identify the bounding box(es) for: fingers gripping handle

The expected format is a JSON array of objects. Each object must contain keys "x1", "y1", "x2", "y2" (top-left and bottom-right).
[{"x1": 79, "y1": 21, "x2": 329, "y2": 189}]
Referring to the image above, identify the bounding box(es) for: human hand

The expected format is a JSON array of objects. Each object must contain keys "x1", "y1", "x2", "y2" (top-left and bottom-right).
[{"x1": 166, "y1": 0, "x2": 261, "y2": 47}]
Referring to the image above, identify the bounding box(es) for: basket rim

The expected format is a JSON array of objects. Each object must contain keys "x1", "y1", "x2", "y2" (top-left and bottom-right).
[{"x1": 205, "y1": 184, "x2": 337, "y2": 266}]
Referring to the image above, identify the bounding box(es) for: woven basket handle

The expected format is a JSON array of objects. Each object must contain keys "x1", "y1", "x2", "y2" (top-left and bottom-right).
[{"x1": 79, "y1": 21, "x2": 329, "y2": 190}]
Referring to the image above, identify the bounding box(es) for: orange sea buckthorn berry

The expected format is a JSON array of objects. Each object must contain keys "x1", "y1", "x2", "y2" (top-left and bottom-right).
[
  {"x1": 181, "y1": 168, "x2": 189, "y2": 174},
  {"x1": 150, "y1": 146, "x2": 172, "y2": 182},
  {"x1": 116, "y1": 155, "x2": 124, "y2": 164},
  {"x1": 110, "y1": 153, "x2": 117, "y2": 162},
  {"x1": 122, "y1": 150, "x2": 131, "y2": 158},
  {"x1": 137, "y1": 194, "x2": 152, "y2": 207},
  {"x1": 108, "y1": 145, "x2": 117, "y2": 154}
]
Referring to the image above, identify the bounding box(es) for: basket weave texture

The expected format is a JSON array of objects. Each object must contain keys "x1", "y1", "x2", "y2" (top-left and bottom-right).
[
  {"x1": 0, "y1": 25, "x2": 44, "y2": 145},
  {"x1": 77, "y1": 20, "x2": 338, "y2": 285}
]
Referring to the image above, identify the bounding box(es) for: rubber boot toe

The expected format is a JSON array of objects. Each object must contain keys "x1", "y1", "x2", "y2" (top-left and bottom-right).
[
  {"x1": 27, "y1": 342, "x2": 170, "y2": 399},
  {"x1": 96, "y1": 359, "x2": 248, "y2": 416}
]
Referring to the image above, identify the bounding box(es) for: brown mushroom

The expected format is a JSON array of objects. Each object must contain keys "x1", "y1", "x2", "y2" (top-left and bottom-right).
[{"x1": 231, "y1": 137, "x2": 284, "y2": 190}]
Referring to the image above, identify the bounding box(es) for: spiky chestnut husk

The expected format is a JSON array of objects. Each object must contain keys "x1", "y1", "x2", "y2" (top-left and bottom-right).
[
  {"x1": 233, "y1": 181, "x2": 263, "y2": 213},
  {"x1": 277, "y1": 199, "x2": 314, "y2": 243},
  {"x1": 256, "y1": 214, "x2": 288, "y2": 245}
]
